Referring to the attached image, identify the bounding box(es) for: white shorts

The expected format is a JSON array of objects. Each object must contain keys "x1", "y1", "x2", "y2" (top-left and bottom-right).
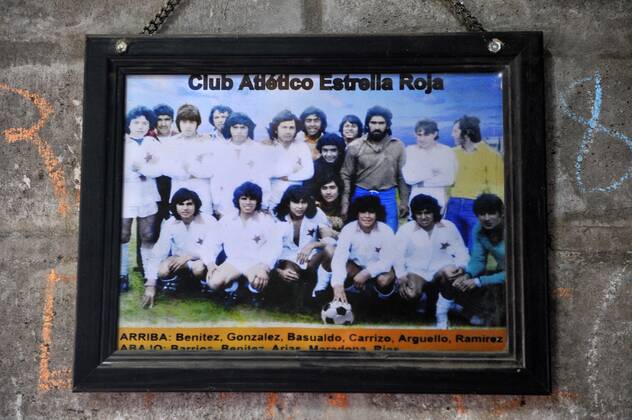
[
  {"x1": 223, "y1": 258, "x2": 263, "y2": 275},
  {"x1": 122, "y1": 202, "x2": 157, "y2": 219}
]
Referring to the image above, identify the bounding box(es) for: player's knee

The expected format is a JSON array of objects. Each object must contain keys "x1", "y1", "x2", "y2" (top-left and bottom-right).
[
  {"x1": 376, "y1": 272, "x2": 394, "y2": 289},
  {"x1": 120, "y1": 231, "x2": 131, "y2": 243},
  {"x1": 157, "y1": 260, "x2": 171, "y2": 278},
  {"x1": 190, "y1": 261, "x2": 207, "y2": 278},
  {"x1": 140, "y1": 229, "x2": 157, "y2": 244},
  {"x1": 324, "y1": 245, "x2": 335, "y2": 260},
  {"x1": 208, "y1": 272, "x2": 226, "y2": 289}
]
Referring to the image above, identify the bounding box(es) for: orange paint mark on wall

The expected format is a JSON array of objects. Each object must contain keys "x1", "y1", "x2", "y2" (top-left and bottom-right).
[
  {"x1": 0, "y1": 84, "x2": 73, "y2": 217},
  {"x1": 38, "y1": 269, "x2": 74, "y2": 392},
  {"x1": 452, "y1": 394, "x2": 467, "y2": 415},
  {"x1": 143, "y1": 393, "x2": 155, "y2": 408},
  {"x1": 490, "y1": 396, "x2": 524, "y2": 416},
  {"x1": 265, "y1": 392, "x2": 279, "y2": 419},
  {"x1": 327, "y1": 393, "x2": 349, "y2": 408},
  {"x1": 551, "y1": 390, "x2": 580, "y2": 401},
  {"x1": 555, "y1": 287, "x2": 572, "y2": 298}
]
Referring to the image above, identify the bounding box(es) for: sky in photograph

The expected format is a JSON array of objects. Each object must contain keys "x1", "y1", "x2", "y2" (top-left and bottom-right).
[{"x1": 127, "y1": 72, "x2": 504, "y2": 148}]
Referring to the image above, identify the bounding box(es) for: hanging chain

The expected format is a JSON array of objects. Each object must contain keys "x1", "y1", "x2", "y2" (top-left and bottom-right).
[
  {"x1": 140, "y1": 0, "x2": 485, "y2": 35},
  {"x1": 140, "y1": 0, "x2": 183, "y2": 35},
  {"x1": 440, "y1": 0, "x2": 487, "y2": 32}
]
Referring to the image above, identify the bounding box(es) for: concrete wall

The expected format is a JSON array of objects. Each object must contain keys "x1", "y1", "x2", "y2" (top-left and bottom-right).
[{"x1": 1, "y1": 0, "x2": 631, "y2": 418}]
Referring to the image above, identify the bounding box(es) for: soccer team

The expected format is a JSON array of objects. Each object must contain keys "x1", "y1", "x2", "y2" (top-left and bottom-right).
[{"x1": 122, "y1": 101, "x2": 505, "y2": 328}]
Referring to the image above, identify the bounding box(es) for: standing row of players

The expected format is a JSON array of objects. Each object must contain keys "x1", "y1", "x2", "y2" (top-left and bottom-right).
[{"x1": 123, "y1": 103, "x2": 505, "y2": 327}]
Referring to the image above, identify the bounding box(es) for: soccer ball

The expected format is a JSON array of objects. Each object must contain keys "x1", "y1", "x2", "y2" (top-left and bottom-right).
[{"x1": 321, "y1": 301, "x2": 354, "y2": 325}]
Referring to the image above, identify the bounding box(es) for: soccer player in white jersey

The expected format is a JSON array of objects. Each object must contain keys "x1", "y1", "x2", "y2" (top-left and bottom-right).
[
  {"x1": 266, "y1": 110, "x2": 314, "y2": 208},
  {"x1": 152, "y1": 104, "x2": 178, "y2": 224},
  {"x1": 161, "y1": 104, "x2": 215, "y2": 214},
  {"x1": 205, "y1": 182, "x2": 282, "y2": 308},
  {"x1": 394, "y1": 194, "x2": 469, "y2": 317},
  {"x1": 120, "y1": 106, "x2": 162, "y2": 293},
  {"x1": 330, "y1": 195, "x2": 396, "y2": 317},
  {"x1": 208, "y1": 104, "x2": 232, "y2": 141},
  {"x1": 270, "y1": 186, "x2": 331, "y2": 311},
  {"x1": 402, "y1": 120, "x2": 457, "y2": 212},
  {"x1": 141, "y1": 188, "x2": 221, "y2": 308},
  {"x1": 206, "y1": 112, "x2": 272, "y2": 218}
]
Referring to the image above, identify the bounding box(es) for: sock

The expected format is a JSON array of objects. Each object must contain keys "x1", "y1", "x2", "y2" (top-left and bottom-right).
[
  {"x1": 436, "y1": 293, "x2": 453, "y2": 329},
  {"x1": 247, "y1": 283, "x2": 261, "y2": 294},
  {"x1": 373, "y1": 282, "x2": 397, "y2": 300},
  {"x1": 120, "y1": 243, "x2": 129, "y2": 276},
  {"x1": 224, "y1": 280, "x2": 239, "y2": 294},
  {"x1": 313, "y1": 266, "x2": 331, "y2": 296}
]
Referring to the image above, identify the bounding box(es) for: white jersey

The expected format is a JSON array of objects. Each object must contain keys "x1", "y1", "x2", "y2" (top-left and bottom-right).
[
  {"x1": 161, "y1": 133, "x2": 215, "y2": 213},
  {"x1": 123, "y1": 134, "x2": 162, "y2": 209},
  {"x1": 394, "y1": 219, "x2": 469, "y2": 281},
  {"x1": 267, "y1": 141, "x2": 314, "y2": 208},
  {"x1": 209, "y1": 139, "x2": 272, "y2": 216},
  {"x1": 402, "y1": 143, "x2": 456, "y2": 209},
  {"x1": 331, "y1": 221, "x2": 396, "y2": 287},
  {"x1": 146, "y1": 213, "x2": 221, "y2": 285},
  {"x1": 278, "y1": 208, "x2": 330, "y2": 268},
  {"x1": 219, "y1": 212, "x2": 282, "y2": 273},
  {"x1": 209, "y1": 127, "x2": 227, "y2": 142}
]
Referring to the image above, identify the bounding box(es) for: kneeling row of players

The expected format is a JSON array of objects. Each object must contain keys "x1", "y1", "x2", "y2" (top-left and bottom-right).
[{"x1": 131, "y1": 181, "x2": 506, "y2": 329}]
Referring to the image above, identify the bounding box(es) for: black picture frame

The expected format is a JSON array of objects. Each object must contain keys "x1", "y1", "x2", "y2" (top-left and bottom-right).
[{"x1": 74, "y1": 33, "x2": 549, "y2": 393}]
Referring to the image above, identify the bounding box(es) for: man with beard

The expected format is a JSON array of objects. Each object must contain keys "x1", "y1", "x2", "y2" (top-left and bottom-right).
[
  {"x1": 299, "y1": 106, "x2": 328, "y2": 160},
  {"x1": 340, "y1": 105, "x2": 409, "y2": 232},
  {"x1": 208, "y1": 104, "x2": 232, "y2": 141}
]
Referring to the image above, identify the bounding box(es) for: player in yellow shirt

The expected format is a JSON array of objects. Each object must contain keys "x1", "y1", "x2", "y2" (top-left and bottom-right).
[{"x1": 445, "y1": 115, "x2": 504, "y2": 250}]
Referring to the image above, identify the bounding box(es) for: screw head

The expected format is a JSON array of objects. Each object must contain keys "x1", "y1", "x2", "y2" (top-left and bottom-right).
[
  {"x1": 488, "y1": 38, "x2": 503, "y2": 53},
  {"x1": 115, "y1": 40, "x2": 128, "y2": 54}
]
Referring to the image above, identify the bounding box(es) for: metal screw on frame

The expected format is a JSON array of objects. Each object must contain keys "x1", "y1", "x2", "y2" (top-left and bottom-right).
[
  {"x1": 115, "y1": 39, "x2": 128, "y2": 54},
  {"x1": 488, "y1": 38, "x2": 504, "y2": 53}
]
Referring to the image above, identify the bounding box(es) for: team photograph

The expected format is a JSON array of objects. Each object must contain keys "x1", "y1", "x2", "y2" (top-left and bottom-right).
[{"x1": 117, "y1": 72, "x2": 506, "y2": 336}]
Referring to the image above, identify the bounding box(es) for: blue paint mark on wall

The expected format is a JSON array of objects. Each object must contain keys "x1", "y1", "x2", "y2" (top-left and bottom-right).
[{"x1": 560, "y1": 71, "x2": 632, "y2": 193}]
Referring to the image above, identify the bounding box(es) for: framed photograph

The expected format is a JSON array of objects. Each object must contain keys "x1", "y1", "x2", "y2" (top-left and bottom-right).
[{"x1": 74, "y1": 33, "x2": 549, "y2": 393}]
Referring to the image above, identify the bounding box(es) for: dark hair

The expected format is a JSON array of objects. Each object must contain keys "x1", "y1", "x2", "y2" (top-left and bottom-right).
[
  {"x1": 274, "y1": 185, "x2": 317, "y2": 221},
  {"x1": 299, "y1": 106, "x2": 328, "y2": 134},
  {"x1": 364, "y1": 105, "x2": 393, "y2": 135},
  {"x1": 125, "y1": 106, "x2": 156, "y2": 134},
  {"x1": 338, "y1": 114, "x2": 363, "y2": 139},
  {"x1": 314, "y1": 173, "x2": 344, "y2": 203},
  {"x1": 473, "y1": 193, "x2": 504, "y2": 216},
  {"x1": 410, "y1": 193, "x2": 442, "y2": 222},
  {"x1": 414, "y1": 119, "x2": 439, "y2": 139},
  {"x1": 454, "y1": 115, "x2": 481, "y2": 143},
  {"x1": 169, "y1": 188, "x2": 202, "y2": 219},
  {"x1": 232, "y1": 181, "x2": 263, "y2": 211},
  {"x1": 348, "y1": 195, "x2": 386, "y2": 223},
  {"x1": 266, "y1": 109, "x2": 302, "y2": 140},
  {"x1": 208, "y1": 105, "x2": 233, "y2": 127},
  {"x1": 222, "y1": 112, "x2": 256, "y2": 140},
  {"x1": 153, "y1": 104, "x2": 174, "y2": 119},
  {"x1": 175, "y1": 104, "x2": 202, "y2": 131},
  {"x1": 316, "y1": 132, "x2": 346, "y2": 153}
]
